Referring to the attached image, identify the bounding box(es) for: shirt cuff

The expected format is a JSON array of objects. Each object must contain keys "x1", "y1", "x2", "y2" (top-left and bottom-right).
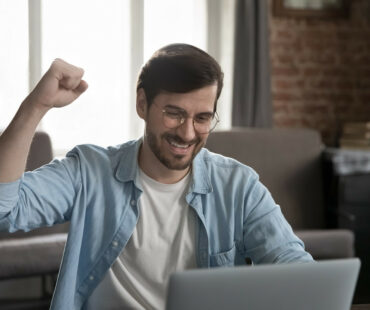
[{"x1": 0, "y1": 178, "x2": 21, "y2": 212}]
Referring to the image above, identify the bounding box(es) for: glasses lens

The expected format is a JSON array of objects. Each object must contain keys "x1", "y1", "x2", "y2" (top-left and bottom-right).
[
  {"x1": 194, "y1": 115, "x2": 219, "y2": 134},
  {"x1": 162, "y1": 109, "x2": 219, "y2": 133},
  {"x1": 162, "y1": 111, "x2": 181, "y2": 129}
]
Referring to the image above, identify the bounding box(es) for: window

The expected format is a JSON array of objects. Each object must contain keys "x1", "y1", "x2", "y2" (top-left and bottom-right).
[
  {"x1": 143, "y1": 0, "x2": 207, "y2": 61},
  {"x1": 1, "y1": 0, "x2": 233, "y2": 156},
  {"x1": 41, "y1": 0, "x2": 131, "y2": 153},
  {"x1": 0, "y1": 1, "x2": 29, "y2": 130}
]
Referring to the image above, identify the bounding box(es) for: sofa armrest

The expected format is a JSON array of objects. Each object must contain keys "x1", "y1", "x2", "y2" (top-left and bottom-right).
[
  {"x1": 295, "y1": 229, "x2": 355, "y2": 260},
  {"x1": 0, "y1": 233, "x2": 67, "y2": 280}
]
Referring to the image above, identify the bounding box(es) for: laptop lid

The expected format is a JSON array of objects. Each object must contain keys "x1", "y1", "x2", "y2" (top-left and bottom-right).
[{"x1": 166, "y1": 258, "x2": 361, "y2": 310}]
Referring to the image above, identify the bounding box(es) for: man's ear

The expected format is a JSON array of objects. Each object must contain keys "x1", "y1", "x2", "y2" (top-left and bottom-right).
[{"x1": 136, "y1": 88, "x2": 148, "y2": 120}]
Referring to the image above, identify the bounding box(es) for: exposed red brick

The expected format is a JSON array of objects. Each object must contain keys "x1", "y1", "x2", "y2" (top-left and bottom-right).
[
  {"x1": 273, "y1": 105, "x2": 290, "y2": 114},
  {"x1": 321, "y1": 93, "x2": 353, "y2": 102},
  {"x1": 301, "y1": 92, "x2": 326, "y2": 101},
  {"x1": 303, "y1": 41, "x2": 339, "y2": 52},
  {"x1": 274, "y1": 118, "x2": 304, "y2": 128},
  {"x1": 298, "y1": 53, "x2": 336, "y2": 65},
  {"x1": 299, "y1": 30, "x2": 333, "y2": 41},
  {"x1": 276, "y1": 30, "x2": 294, "y2": 40},
  {"x1": 322, "y1": 67, "x2": 349, "y2": 76},
  {"x1": 276, "y1": 54, "x2": 294, "y2": 64},
  {"x1": 269, "y1": 0, "x2": 370, "y2": 146},
  {"x1": 303, "y1": 105, "x2": 330, "y2": 115},
  {"x1": 359, "y1": 93, "x2": 370, "y2": 102},
  {"x1": 335, "y1": 80, "x2": 355, "y2": 89},
  {"x1": 309, "y1": 80, "x2": 334, "y2": 89},
  {"x1": 272, "y1": 66, "x2": 300, "y2": 76},
  {"x1": 303, "y1": 67, "x2": 321, "y2": 77},
  {"x1": 273, "y1": 92, "x2": 301, "y2": 101},
  {"x1": 356, "y1": 68, "x2": 370, "y2": 78},
  {"x1": 353, "y1": 54, "x2": 370, "y2": 65},
  {"x1": 355, "y1": 79, "x2": 370, "y2": 89},
  {"x1": 337, "y1": 31, "x2": 370, "y2": 41},
  {"x1": 271, "y1": 40, "x2": 303, "y2": 52},
  {"x1": 273, "y1": 79, "x2": 305, "y2": 89}
]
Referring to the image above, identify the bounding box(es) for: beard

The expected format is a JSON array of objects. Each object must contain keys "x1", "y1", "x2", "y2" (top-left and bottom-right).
[{"x1": 145, "y1": 128, "x2": 205, "y2": 171}]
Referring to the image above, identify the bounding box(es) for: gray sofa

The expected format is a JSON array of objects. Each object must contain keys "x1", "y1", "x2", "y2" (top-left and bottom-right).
[
  {"x1": 206, "y1": 127, "x2": 355, "y2": 260},
  {"x1": 0, "y1": 131, "x2": 68, "y2": 308}
]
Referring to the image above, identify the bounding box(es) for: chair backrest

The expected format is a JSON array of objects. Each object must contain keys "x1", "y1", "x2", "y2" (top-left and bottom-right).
[
  {"x1": 0, "y1": 131, "x2": 69, "y2": 239},
  {"x1": 206, "y1": 128, "x2": 325, "y2": 230},
  {"x1": 26, "y1": 131, "x2": 53, "y2": 172}
]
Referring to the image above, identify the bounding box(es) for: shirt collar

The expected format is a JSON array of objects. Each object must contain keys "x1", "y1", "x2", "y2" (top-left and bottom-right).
[
  {"x1": 189, "y1": 149, "x2": 213, "y2": 194},
  {"x1": 115, "y1": 138, "x2": 213, "y2": 194},
  {"x1": 115, "y1": 138, "x2": 142, "y2": 183}
]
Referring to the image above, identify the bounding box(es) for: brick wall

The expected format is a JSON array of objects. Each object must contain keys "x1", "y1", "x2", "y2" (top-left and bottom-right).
[{"x1": 269, "y1": 0, "x2": 370, "y2": 146}]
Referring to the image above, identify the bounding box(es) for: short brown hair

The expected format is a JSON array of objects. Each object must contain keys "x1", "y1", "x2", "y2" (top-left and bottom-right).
[{"x1": 137, "y1": 43, "x2": 224, "y2": 111}]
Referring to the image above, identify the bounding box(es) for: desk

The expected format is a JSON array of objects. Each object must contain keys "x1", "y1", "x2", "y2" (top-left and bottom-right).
[{"x1": 352, "y1": 305, "x2": 370, "y2": 310}]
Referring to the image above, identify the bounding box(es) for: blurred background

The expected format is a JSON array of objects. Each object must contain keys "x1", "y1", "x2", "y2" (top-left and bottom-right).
[
  {"x1": 1, "y1": 0, "x2": 369, "y2": 155},
  {"x1": 0, "y1": 0, "x2": 233, "y2": 157},
  {"x1": 0, "y1": 0, "x2": 370, "y2": 308}
]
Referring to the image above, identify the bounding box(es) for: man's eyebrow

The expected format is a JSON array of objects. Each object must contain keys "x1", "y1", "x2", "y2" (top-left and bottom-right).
[
  {"x1": 164, "y1": 104, "x2": 186, "y2": 112},
  {"x1": 164, "y1": 105, "x2": 214, "y2": 116},
  {"x1": 196, "y1": 112, "x2": 214, "y2": 117}
]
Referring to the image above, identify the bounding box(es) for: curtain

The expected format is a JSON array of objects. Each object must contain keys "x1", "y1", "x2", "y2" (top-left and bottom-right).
[
  {"x1": 207, "y1": 0, "x2": 236, "y2": 130},
  {"x1": 232, "y1": 0, "x2": 272, "y2": 127}
]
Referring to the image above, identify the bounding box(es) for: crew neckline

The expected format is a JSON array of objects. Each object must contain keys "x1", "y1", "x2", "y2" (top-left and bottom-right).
[{"x1": 138, "y1": 168, "x2": 191, "y2": 192}]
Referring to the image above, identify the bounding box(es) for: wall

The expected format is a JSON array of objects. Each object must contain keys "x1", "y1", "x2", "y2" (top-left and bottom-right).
[{"x1": 269, "y1": 0, "x2": 370, "y2": 146}]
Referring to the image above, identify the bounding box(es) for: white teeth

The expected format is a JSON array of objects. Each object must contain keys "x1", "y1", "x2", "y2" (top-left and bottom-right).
[{"x1": 170, "y1": 141, "x2": 189, "y2": 148}]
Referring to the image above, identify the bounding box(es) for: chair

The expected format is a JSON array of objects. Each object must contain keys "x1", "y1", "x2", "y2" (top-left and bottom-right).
[
  {"x1": 206, "y1": 128, "x2": 354, "y2": 260},
  {"x1": 0, "y1": 131, "x2": 68, "y2": 308}
]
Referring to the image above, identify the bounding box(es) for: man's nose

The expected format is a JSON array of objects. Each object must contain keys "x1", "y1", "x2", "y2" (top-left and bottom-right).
[{"x1": 177, "y1": 117, "x2": 196, "y2": 141}]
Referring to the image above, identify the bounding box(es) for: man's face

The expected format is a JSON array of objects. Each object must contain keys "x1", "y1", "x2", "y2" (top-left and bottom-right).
[{"x1": 140, "y1": 85, "x2": 217, "y2": 171}]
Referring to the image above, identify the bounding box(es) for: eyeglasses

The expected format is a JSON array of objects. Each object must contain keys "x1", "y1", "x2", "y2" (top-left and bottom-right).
[{"x1": 153, "y1": 103, "x2": 220, "y2": 134}]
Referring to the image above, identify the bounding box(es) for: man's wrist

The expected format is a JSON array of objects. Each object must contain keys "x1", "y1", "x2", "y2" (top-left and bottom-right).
[{"x1": 21, "y1": 95, "x2": 52, "y2": 118}]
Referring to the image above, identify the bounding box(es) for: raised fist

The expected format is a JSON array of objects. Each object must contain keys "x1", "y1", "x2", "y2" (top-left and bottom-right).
[{"x1": 28, "y1": 58, "x2": 88, "y2": 110}]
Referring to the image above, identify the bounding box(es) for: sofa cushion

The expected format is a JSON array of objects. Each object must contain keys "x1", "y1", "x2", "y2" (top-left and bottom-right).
[
  {"x1": 0, "y1": 234, "x2": 67, "y2": 280},
  {"x1": 206, "y1": 128, "x2": 325, "y2": 229},
  {"x1": 296, "y1": 229, "x2": 355, "y2": 259}
]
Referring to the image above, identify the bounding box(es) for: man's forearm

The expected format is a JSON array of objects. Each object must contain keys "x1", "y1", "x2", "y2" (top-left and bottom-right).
[
  {"x1": 0, "y1": 98, "x2": 50, "y2": 183},
  {"x1": 0, "y1": 59, "x2": 87, "y2": 183}
]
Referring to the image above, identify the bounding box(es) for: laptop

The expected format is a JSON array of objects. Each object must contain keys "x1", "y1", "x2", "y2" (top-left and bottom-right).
[{"x1": 166, "y1": 258, "x2": 361, "y2": 310}]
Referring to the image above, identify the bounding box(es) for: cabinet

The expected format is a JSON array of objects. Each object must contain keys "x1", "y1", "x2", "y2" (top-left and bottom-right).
[{"x1": 325, "y1": 149, "x2": 370, "y2": 304}]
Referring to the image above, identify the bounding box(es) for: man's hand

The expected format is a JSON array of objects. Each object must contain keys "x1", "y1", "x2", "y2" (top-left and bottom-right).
[
  {"x1": 27, "y1": 58, "x2": 88, "y2": 110},
  {"x1": 0, "y1": 59, "x2": 88, "y2": 182}
]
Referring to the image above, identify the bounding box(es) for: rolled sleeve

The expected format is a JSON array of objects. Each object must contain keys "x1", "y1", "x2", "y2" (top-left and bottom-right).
[
  {"x1": 0, "y1": 179, "x2": 22, "y2": 213},
  {"x1": 243, "y1": 176, "x2": 313, "y2": 264},
  {"x1": 0, "y1": 152, "x2": 81, "y2": 233}
]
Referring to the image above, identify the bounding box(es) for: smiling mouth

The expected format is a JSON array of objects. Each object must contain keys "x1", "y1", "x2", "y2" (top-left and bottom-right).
[
  {"x1": 165, "y1": 136, "x2": 197, "y2": 154},
  {"x1": 168, "y1": 140, "x2": 190, "y2": 148}
]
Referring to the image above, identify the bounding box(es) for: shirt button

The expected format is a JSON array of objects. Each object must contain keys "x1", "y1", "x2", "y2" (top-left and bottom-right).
[
  {"x1": 131, "y1": 200, "x2": 136, "y2": 206},
  {"x1": 112, "y1": 241, "x2": 118, "y2": 247},
  {"x1": 89, "y1": 275, "x2": 94, "y2": 281}
]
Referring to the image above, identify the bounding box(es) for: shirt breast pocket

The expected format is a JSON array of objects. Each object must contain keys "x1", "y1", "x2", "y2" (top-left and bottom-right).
[{"x1": 209, "y1": 244, "x2": 236, "y2": 267}]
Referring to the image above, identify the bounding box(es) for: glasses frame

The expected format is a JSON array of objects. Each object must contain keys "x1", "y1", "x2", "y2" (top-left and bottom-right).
[{"x1": 152, "y1": 102, "x2": 220, "y2": 134}]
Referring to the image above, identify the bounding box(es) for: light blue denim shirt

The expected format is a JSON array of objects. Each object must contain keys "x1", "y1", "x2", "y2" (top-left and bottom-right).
[{"x1": 0, "y1": 138, "x2": 313, "y2": 309}]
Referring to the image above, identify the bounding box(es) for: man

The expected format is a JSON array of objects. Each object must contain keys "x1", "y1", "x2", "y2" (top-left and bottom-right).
[{"x1": 0, "y1": 44, "x2": 313, "y2": 309}]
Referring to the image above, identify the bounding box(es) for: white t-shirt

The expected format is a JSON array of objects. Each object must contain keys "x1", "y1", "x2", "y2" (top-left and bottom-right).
[{"x1": 86, "y1": 169, "x2": 197, "y2": 309}]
